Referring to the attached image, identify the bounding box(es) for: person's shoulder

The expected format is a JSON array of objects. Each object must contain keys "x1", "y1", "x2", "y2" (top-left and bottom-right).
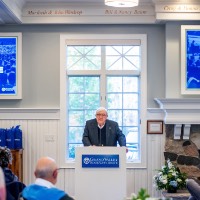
[
  {"x1": 3, "y1": 167, "x2": 12, "y2": 173},
  {"x1": 4, "y1": 168, "x2": 19, "y2": 183},
  {"x1": 106, "y1": 119, "x2": 117, "y2": 125},
  {"x1": 86, "y1": 118, "x2": 96, "y2": 124}
]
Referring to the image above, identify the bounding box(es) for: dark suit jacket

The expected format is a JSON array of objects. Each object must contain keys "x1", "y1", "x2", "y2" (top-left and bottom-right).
[
  {"x1": 82, "y1": 119, "x2": 126, "y2": 146},
  {"x1": 6, "y1": 181, "x2": 26, "y2": 200}
]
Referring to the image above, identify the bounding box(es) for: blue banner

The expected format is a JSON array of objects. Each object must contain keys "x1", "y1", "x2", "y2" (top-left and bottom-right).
[
  {"x1": 0, "y1": 37, "x2": 17, "y2": 95},
  {"x1": 82, "y1": 154, "x2": 119, "y2": 168}
]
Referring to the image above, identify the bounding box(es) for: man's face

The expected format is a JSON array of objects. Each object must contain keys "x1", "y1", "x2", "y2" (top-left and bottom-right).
[{"x1": 95, "y1": 110, "x2": 108, "y2": 126}]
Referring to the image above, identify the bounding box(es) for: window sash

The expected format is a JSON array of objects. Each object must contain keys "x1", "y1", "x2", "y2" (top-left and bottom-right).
[{"x1": 59, "y1": 34, "x2": 147, "y2": 168}]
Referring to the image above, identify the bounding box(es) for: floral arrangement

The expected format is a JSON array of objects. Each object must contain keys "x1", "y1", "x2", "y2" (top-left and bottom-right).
[
  {"x1": 0, "y1": 147, "x2": 12, "y2": 168},
  {"x1": 153, "y1": 159, "x2": 187, "y2": 192}
]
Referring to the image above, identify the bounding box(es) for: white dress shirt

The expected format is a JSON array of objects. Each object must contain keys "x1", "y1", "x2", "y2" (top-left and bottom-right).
[{"x1": 34, "y1": 178, "x2": 55, "y2": 188}]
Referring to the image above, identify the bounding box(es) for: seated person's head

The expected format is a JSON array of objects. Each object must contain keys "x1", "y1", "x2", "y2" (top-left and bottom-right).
[
  {"x1": 0, "y1": 147, "x2": 12, "y2": 168},
  {"x1": 34, "y1": 157, "x2": 59, "y2": 185}
]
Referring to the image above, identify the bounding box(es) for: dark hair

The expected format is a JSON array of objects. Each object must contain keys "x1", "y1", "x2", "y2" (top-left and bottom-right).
[{"x1": 0, "y1": 147, "x2": 12, "y2": 168}]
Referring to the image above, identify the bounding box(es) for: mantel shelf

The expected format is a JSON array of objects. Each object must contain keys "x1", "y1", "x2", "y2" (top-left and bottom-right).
[
  {"x1": 155, "y1": 98, "x2": 200, "y2": 110},
  {"x1": 154, "y1": 98, "x2": 200, "y2": 124},
  {"x1": 154, "y1": 98, "x2": 200, "y2": 140}
]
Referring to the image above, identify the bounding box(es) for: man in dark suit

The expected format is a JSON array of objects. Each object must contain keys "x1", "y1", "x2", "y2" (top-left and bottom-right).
[{"x1": 82, "y1": 107, "x2": 126, "y2": 147}]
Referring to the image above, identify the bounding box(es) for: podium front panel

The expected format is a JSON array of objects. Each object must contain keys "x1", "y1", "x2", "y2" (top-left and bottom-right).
[{"x1": 75, "y1": 147, "x2": 126, "y2": 200}]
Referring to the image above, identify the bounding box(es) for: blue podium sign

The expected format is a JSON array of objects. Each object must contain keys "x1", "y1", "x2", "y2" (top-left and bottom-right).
[{"x1": 82, "y1": 154, "x2": 119, "y2": 168}]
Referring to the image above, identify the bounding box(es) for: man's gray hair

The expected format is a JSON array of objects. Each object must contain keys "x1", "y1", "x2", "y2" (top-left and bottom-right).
[
  {"x1": 95, "y1": 107, "x2": 108, "y2": 115},
  {"x1": 35, "y1": 166, "x2": 53, "y2": 179}
]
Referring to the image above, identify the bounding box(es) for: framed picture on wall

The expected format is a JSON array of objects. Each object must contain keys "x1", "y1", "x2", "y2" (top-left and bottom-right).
[
  {"x1": 0, "y1": 32, "x2": 22, "y2": 99},
  {"x1": 147, "y1": 120, "x2": 163, "y2": 134},
  {"x1": 181, "y1": 25, "x2": 200, "y2": 94}
]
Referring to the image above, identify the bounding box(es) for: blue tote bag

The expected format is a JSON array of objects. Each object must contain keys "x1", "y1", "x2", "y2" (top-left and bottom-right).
[
  {"x1": 0, "y1": 128, "x2": 6, "y2": 147},
  {"x1": 6, "y1": 127, "x2": 15, "y2": 149},
  {"x1": 14, "y1": 125, "x2": 23, "y2": 149}
]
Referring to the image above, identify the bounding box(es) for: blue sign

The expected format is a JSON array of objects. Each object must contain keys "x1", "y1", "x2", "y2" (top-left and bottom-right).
[
  {"x1": 82, "y1": 154, "x2": 119, "y2": 168},
  {"x1": 0, "y1": 37, "x2": 17, "y2": 95}
]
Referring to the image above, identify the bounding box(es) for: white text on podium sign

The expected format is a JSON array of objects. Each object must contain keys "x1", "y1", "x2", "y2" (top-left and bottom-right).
[{"x1": 82, "y1": 154, "x2": 119, "y2": 168}]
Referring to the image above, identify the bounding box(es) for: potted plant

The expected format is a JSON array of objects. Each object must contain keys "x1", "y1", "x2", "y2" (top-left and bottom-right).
[
  {"x1": 131, "y1": 188, "x2": 150, "y2": 200},
  {"x1": 153, "y1": 159, "x2": 187, "y2": 193}
]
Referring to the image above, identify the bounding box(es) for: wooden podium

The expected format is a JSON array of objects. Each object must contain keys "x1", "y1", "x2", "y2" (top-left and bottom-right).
[{"x1": 75, "y1": 147, "x2": 126, "y2": 200}]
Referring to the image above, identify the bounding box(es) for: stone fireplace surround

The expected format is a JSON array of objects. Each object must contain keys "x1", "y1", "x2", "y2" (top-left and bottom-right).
[{"x1": 155, "y1": 98, "x2": 200, "y2": 181}]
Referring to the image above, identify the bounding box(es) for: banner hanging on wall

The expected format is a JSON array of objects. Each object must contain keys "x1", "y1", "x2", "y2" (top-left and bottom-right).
[{"x1": 0, "y1": 32, "x2": 22, "y2": 99}]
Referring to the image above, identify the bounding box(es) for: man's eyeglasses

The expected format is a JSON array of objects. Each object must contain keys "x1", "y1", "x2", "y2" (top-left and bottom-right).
[
  {"x1": 53, "y1": 168, "x2": 61, "y2": 175},
  {"x1": 96, "y1": 114, "x2": 107, "y2": 117},
  {"x1": 54, "y1": 168, "x2": 61, "y2": 172}
]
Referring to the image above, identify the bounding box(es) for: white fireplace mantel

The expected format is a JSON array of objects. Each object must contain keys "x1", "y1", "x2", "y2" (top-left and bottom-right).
[{"x1": 154, "y1": 98, "x2": 200, "y2": 139}]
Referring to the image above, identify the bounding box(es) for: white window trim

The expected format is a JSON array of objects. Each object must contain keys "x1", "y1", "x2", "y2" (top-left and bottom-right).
[{"x1": 59, "y1": 33, "x2": 147, "y2": 169}]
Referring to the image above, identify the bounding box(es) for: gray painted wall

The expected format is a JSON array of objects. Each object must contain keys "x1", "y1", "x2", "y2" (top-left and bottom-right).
[
  {"x1": 0, "y1": 24, "x2": 165, "y2": 108},
  {"x1": 165, "y1": 21, "x2": 200, "y2": 99}
]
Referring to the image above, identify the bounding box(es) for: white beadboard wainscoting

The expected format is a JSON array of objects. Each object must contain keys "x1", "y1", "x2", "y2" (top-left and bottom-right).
[{"x1": 0, "y1": 108, "x2": 164, "y2": 198}]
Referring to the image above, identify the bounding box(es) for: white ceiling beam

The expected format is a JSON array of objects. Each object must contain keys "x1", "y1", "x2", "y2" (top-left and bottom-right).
[{"x1": 0, "y1": 0, "x2": 25, "y2": 23}]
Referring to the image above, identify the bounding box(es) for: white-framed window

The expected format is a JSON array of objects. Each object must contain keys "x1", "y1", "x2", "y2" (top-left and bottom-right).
[{"x1": 60, "y1": 34, "x2": 147, "y2": 168}]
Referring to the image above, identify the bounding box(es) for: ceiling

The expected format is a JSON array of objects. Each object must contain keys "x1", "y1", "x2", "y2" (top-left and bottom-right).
[
  {"x1": 0, "y1": 0, "x2": 199, "y2": 24},
  {"x1": 24, "y1": 0, "x2": 153, "y2": 4}
]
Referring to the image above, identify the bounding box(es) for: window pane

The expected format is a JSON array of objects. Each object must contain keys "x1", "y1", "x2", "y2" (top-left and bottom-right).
[
  {"x1": 69, "y1": 94, "x2": 84, "y2": 109},
  {"x1": 108, "y1": 110, "x2": 123, "y2": 126},
  {"x1": 84, "y1": 109, "x2": 97, "y2": 121},
  {"x1": 123, "y1": 77, "x2": 138, "y2": 92},
  {"x1": 68, "y1": 76, "x2": 100, "y2": 109},
  {"x1": 68, "y1": 127, "x2": 83, "y2": 143},
  {"x1": 123, "y1": 56, "x2": 140, "y2": 70},
  {"x1": 126, "y1": 46, "x2": 140, "y2": 55},
  {"x1": 107, "y1": 94, "x2": 122, "y2": 109},
  {"x1": 106, "y1": 56, "x2": 122, "y2": 70},
  {"x1": 69, "y1": 76, "x2": 99, "y2": 92},
  {"x1": 68, "y1": 110, "x2": 85, "y2": 126},
  {"x1": 123, "y1": 110, "x2": 138, "y2": 126},
  {"x1": 69, "y1": 77, "x2": 85, "y2": 92},
  {"x1": 66, "y1": 44, "x2": 141, "y2": 162},
  {"x1": 107, "y1": 77, "x2": 122, "y2": 92},
  {"x1": 126, "y1": 144, "x2": 139, "y2": 161},
  {"x1": 68, "y1": 76, "x2": 100, "y2": 159},
  {"x1": 124, "y1": 127, "x2": 138, "y2": 139},
  {"x1": 124, "y1": 127, "x2": 140, "y2": 161},
  {"x1": 106, "y1": 46, "x2": 140, "y2": 70},
  {"x1": 123, "y1": 94, "x2": 138, "y2": 109},
  {"x1": 68, "y1": 143, "x2": 83, "y2": 160},
  {"x1": 107, "y1": 75, "x2": 140, "y2": 161},
  {"x1": 67, "y1": 46, "x2": 101, "y2": 70},
  {"x1": 85, "y1": 77, "x2": 99, "y2": 93},
  {"x1": 85, "y1": 94, "x2": 99, "y2": 108}
]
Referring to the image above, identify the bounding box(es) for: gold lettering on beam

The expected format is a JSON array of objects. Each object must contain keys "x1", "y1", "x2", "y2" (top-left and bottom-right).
[
  {"x1": 25, "y1": 8, "x2": 150, "y2": 17},
  {"x1": 26, "y1": 9, "x2": 83, "y2": 16},
  {"x1": 105, "y1": 9, "x2": 148, "y2": 15},
  {"x1": 163, "y1": 5, "x2": 200, "y2": 12}
]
